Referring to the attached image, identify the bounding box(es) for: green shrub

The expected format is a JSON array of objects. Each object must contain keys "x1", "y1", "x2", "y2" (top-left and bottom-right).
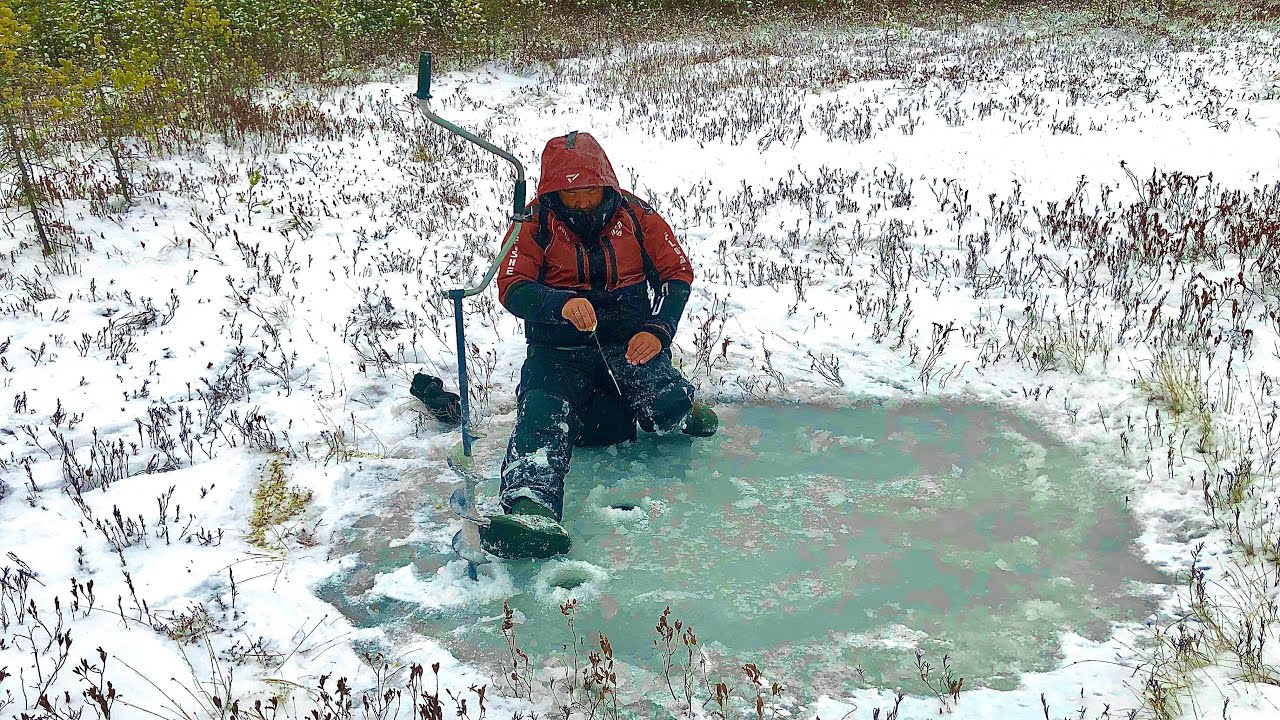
[{"x1": 2, "y1": 0, "x2": 1277, "y2": 214}]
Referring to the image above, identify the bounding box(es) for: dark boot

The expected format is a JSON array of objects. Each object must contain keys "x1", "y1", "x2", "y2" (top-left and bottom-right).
[
  {"x1": 479, "y1": 497, "x2": 571, "y2": 559},
  {"x1": 681, "y1": 401, "x2": 719, "y2": 437}
]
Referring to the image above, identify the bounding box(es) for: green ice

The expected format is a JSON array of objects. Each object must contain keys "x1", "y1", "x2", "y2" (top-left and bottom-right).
[{"x1": 319, "y1": 400, "x2": 1164, "y2": 700}]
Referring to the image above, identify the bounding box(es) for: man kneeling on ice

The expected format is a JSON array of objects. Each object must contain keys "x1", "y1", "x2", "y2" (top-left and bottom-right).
[{"x1": 481, "y1": 131, "x2": 717, "y2": 559}]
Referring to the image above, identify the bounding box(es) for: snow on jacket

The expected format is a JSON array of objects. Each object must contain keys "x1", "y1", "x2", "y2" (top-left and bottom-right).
[{"x1": 497, "y1": 131, "x2": 694, "y2": 349}]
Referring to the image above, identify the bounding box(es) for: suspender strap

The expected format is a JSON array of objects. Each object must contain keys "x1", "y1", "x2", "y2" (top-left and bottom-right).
[
  {"x1": 620, "y1": 197, "x2": 660, "y2": 293},
  {"x1": 534, "y1": 204, "x2": 551, "y2": 283}
]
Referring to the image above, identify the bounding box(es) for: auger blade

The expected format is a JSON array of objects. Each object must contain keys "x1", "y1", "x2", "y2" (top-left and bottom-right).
[
  {"x1": 451, "y1": 527, "x2": 490, "y2": 570},
  {"x1": 446, "y1": 452, "x2": 491, "y2": 487},
  {"x1": 449, "y1": 487, "x2": 490, "y2": 525}
]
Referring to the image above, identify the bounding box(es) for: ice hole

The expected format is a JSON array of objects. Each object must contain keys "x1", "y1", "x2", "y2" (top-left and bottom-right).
[
  {"x1": 555, "y1": 575, "x2": 583, "y2": 590},
  {"x1": 543, "y1": 563, "x2": 594, "y2": 591},
  {"x1": 319, "y1": 400, "x2": 1166, "y2": 703}
]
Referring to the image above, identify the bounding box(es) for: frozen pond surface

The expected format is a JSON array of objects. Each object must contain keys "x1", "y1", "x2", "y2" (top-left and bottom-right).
[{"x1": 319, "y1": 400, "x2": 1167, "y2": 702}]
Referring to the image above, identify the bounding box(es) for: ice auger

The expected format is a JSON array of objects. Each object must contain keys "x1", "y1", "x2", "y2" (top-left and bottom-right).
[{"x1": 413, "y1": 52, "x2": 529, "y2": 579}]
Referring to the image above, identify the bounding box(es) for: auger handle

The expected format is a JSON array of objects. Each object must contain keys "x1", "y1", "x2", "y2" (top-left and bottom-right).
[{"x1": 415, "y1": 52, "x2": 433, "y2": 100}]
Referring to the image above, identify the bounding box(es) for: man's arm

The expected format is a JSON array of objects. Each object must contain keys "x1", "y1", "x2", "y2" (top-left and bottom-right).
[
  {"x1": 496, "y1": 217, "x2": 576, "y2": 324},
  {"x1": 636, "y1": 207, "x2": 694, "y2": 349}
]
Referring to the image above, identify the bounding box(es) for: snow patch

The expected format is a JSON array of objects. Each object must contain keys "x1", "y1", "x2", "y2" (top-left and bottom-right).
[{"x1": 369, "y1": 561, "x2": 515, "y2": 612}]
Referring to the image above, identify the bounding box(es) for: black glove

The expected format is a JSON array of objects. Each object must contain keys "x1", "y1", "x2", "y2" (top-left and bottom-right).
[{"x1": 410, "y1": 373, "x2": 461, "y2": 426}]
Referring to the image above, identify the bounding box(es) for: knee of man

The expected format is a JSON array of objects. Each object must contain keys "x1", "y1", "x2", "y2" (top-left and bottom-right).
[
  {"x1": 521, "y1": 390, "x2": 574, "y2": 423},
  {"x1": 643, "y1": 381, "x2": 694, "y2": 432},
  {"x1": 515, "y1": 390, "x2": 578, "y2": 446}
]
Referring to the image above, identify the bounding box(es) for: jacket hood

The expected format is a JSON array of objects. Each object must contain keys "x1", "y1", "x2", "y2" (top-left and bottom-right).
[{"x1": 536, "y1": 131, "x2": 620, "y2": 197}]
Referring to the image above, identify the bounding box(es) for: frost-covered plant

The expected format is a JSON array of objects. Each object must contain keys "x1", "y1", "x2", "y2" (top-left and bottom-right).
[
  {"x1": 247, "y1": 457, "x2": 313, "y2": 549},
  {"x1": 1139, "y1": 347, "x2": 1207, "y2": 421}
]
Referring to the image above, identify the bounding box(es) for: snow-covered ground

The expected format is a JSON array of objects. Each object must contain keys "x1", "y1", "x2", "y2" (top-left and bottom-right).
[{"x1": 2, "y1": 8, "x2": 1280, "y2": 719}]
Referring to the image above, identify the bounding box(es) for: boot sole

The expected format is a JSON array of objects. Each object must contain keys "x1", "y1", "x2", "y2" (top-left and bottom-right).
[{"x1": 478, "y1": 514, "x2": 571, "y2": 559}]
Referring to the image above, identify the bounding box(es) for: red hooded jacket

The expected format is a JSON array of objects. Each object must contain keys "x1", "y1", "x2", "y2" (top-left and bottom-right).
[{"x1": 497, "y1": 132, "x2": 694, "y2": 349}]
